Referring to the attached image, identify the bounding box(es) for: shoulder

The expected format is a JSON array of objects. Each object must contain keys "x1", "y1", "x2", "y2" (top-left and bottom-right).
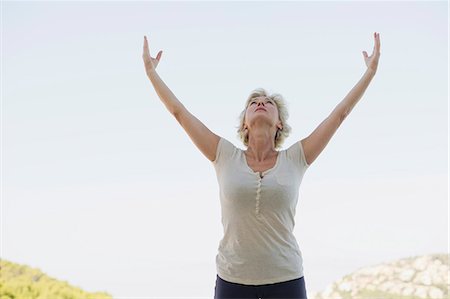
[
  {"x1": 212, "y1": 137, "x2": 239, "y2": 166},
  {"x1": 285, "y1": 140, "x2": 310, "y2": 169}
]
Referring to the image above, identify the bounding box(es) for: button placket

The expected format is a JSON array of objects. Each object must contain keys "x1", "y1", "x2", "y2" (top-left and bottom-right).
[{"x1": 255, "y1": 175, "x2": 262, "y2": 216}]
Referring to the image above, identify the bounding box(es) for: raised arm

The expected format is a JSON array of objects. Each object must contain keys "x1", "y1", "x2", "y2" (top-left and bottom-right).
[
  {"x1": 301, "y1": 32, "x2": 381, "y2": 166},
  {"x1": 142, "y1": 35, "x2": 220, "y2": 162}
]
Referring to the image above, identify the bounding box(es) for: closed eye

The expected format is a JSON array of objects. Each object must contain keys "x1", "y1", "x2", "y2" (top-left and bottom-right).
[{"x1": 249, "y1": 100, "x2": 273, "y2": 105}]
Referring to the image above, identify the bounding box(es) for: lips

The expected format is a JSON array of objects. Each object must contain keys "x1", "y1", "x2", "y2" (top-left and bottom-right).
[{"x1": 255, "y1": 107, "x2": 267, "y2": 112}]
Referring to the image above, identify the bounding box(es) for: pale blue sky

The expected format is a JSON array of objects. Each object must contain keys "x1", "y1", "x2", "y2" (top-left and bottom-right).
[{"x1": 2, "y1": 1, "x2": 448, "y2": 298}]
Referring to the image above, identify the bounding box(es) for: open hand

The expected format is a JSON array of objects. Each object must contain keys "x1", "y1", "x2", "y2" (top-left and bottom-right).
[
  {"x1": 363, "y1": 32, "x2": 381, "y2": 73},
  {"x1": 142, "y1": 35, "x2": 162, "y2": 76}
]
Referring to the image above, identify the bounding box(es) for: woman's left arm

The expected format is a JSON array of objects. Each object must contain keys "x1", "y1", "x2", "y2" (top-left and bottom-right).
[{"x1": 300, "y1": 32, "x2": 381, "y2": 166}]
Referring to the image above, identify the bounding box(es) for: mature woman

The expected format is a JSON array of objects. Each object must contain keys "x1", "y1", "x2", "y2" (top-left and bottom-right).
[{"x1": 142, "y1": 32, "x2": 381, "y2": 299}]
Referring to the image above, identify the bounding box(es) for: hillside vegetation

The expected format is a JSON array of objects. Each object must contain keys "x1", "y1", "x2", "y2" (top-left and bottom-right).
[
  {"x1": 310, "y1": 253, "x2": 449, "y2": 299},
  {"x1": 0, "y1": 259, "x2": 112, "y2": 299}
]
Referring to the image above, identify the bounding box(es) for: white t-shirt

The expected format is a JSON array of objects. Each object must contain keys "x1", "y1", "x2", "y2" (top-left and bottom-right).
[{"x1": 212, "y1": 136, "x2": 310, "y2": 285}]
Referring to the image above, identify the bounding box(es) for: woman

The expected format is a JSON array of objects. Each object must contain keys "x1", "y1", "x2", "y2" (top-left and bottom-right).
[{"x1": 142, "y1": 32, "x2": 381, "y2": 299}]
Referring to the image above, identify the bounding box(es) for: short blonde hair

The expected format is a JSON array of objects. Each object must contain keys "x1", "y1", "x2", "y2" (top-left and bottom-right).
[{"x1": 235, "y1": 88, "x2": 291, "y2": 150}]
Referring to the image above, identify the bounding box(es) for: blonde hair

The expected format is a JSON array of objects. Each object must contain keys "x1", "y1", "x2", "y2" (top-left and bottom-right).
[{"x1": 235, "y1": 88, "x2": 291, "y2": 150}]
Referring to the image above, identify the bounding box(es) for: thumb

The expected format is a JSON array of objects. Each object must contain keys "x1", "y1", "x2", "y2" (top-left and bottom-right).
[
  {"x1": 157, "y1": 50, "x2": 163, "y2": 60},
  {"x1": 362, "y1": 51, "x2": 368, "y2": 58}
]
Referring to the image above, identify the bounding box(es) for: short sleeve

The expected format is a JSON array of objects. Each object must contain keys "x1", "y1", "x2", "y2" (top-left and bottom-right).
[
  {"x1": 286, "y1": 140, "x2": 310, "y2": 172},
  {"x1": 212, "y1": 136, "x2": 237, "y2": 167}
]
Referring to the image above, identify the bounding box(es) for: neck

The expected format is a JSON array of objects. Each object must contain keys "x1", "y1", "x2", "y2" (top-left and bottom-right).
[{"x1": 246, "y1": 126, "x2": 277, "y2": 162}]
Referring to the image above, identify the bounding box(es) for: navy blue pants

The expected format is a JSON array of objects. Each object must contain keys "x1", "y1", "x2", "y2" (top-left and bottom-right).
[{"x1": 214, "y1": 274, "x2": 307, "y2": 299}]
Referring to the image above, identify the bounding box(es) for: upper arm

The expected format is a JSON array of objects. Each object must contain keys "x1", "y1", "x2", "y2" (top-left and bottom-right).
[
  {"x1": 173, "y1": 105, "x2": 220, "y2": 162},
  {"x1": 301, "y1": 112, "x2": 344, "y2": 166}
]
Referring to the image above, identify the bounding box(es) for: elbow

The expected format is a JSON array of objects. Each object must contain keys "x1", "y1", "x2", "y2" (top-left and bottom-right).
[
  {"x1": 172, "y1": 104, "x2": 188, "y2": 125},
  {"x1": 339, "y1": 113, "x2": 346, "y2": 123},
  {"x1": 172, "y1": 104, "x2": 185, "y2": 119},
  {"x1": 333, "y1": 104, "x2": 349, "y2": 124},
  {"x1": 340, "y1": 110, "x2": 350, "y2": 123}
]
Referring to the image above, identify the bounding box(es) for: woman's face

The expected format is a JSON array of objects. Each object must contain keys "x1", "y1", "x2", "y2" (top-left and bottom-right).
[{"x1": 244, "y1": 96, "x2": 281, "y2": 130}]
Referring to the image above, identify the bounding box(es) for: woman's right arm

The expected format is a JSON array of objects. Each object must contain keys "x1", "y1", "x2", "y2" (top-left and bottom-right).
[
  {"x1": 146, "y1": 69, "x2": 182, "y2": 115},
  {"x1": 143, "y1": 36, "x2": 220, "y2": 162}
]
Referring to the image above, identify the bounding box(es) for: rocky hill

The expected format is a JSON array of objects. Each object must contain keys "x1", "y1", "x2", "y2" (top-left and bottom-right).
[
  {"x1": 0, "y1": 259, "x2": 113, "y2": 299},
  {"x1": 310, "y1": 253, "x2": 449, "y2": 299}
]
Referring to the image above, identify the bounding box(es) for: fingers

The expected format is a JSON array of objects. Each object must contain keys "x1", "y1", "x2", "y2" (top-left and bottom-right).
[
  {"x1": 363, "y1": 32, "x2": 381, "y2": 62},
  {"x1": 371, "y1": 32, "x2": 380, "y2": 55},
  {"x1": 377, "y1": 33, "x2": 381, "y2": 51},
  {"x1": 144, "y1": 36, "x2": 149, "y2": 50},
  {"x1": 143, "y1": 36, "x2": 163, "y2": 64},
  {"x1": 143, "y1": 36, "x2": 149, "y2": 56},
  {"x1": 375, "y1": 32, "x2": 380, "y2": 45}
]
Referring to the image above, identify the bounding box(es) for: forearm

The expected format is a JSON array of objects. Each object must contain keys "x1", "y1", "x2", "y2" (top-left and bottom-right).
[
  {"x1": 147, "y1": 69, "x2": 184, "y2": 115},
  {"x1": 333, "y1": 68, "x2": 376, "y2": 121}
]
